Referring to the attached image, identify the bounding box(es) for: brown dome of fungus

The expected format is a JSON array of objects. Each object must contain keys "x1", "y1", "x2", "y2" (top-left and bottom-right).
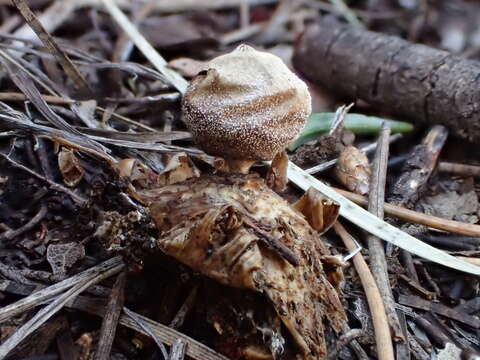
[{"x1": 182, "y1": 44, "x2": 311, "y2": 172}]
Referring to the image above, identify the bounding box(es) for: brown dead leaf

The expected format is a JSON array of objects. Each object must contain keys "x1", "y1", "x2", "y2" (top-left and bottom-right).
[
  {"x1": 292, "y1": 187, "x2": 339, "y2": 234},
  {"x1": 118, "y1": 153, "x2": 199, "y2": 189},
  {"x1": 58, "y1": 147, "x2": 85, "y2": 187},
  {"x1": 142, "y1": 174, "x2": 346, "y2": 360},
  {"x1": 168, "y1": 57, "x2": 207, "y2": 78},
  {"x1": 334, "y1": 145, "x2": 371, "y2": 195},
  {"x1": 156, "y1": 153, "x2": 199, "y2": 186}
]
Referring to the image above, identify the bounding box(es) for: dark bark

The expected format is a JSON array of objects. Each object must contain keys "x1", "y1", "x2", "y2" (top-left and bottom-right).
[
  {"x1": 389, "y1": 125, "x2": 448, "y2": 206},
  {"x1": 293, "y1": 19, "x2": 480, "y2": 141}
]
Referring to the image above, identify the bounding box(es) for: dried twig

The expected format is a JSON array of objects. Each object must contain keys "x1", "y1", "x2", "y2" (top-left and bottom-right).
[
  {"x1": 366, "y1": 123, "x2": 404, "y2": 342},
  {"x1": 334, "y1": 222, "x2": 394, "y2": 360},
  {"x1": 94, "y1": 272, "x2": 126, "y2": 360},
  {"x1": 0, "y1": 152, "x2": 88, "y2": 205},
  {"x1": 398, "y1": 295, "x2": 480, "y2": 328},
  {"x1": 332, "y1": 187, "x2": 480, "y2": 237},
  {"x1": 0, "y1": 204, "x2": 47, "y2": 241},
  {"x1": 438, "y1": 161, "x2": 480, "y2": 178},
  {"x1": 169, "y1": 285, "x2": 198, "y2": 330}
]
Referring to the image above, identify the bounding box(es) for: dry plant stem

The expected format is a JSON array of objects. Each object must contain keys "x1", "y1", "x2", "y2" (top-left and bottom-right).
[
  {"x1": 101, "y1": 0, "x2": 189, "y2": 93},
  {"x1": 398, "y1": 295, "x2": 480, "y2": 328},
  {"x1": 169, "y1": 285, "x2": 199, "y2": 330},
  {"x1": 0, "y1": 262, "x2": 124, "y2": 359},
  {"x1": 169, "y1": 339, "x2": 187, "y2": 360},
  {"x1": 0, "y1": 257, "x2": 123, "y2": 324},
  {"x1": 438, "y1": 161, "x2": 480, "y2": 178},
  {"x1": 0, "y1": 91, "x2": 159, "y2": 132},
  {"x1": 94, "y1": 272, "x2": 126, "y2": 360},
  {"x1": 112, "y1": 0, "x2": 157, "y2": 62},
  {"x1": 0, "y1": 92, "x2": 73, "y2": 104},
  {"x1": 332, "y1": 187, "x2": 480, "y2": 237},
  {"x1": 286, "y1": 162, "x2": 480, "y2": 275},
  {"x1": 123, "y1": 307, "x2": 171, "y2": 359},
  {"x1": 0, "y1": 49, "x2": 58, "y2": 97},
  {"x1": 11, "y1": 0, "x2": 92, "y2": 95},
  {"x1": 366, "y1": 124, "x2": 404, "y2": 341},
  {"x1": 334, "y1": 222, "x2": 395, "y2": 360}
]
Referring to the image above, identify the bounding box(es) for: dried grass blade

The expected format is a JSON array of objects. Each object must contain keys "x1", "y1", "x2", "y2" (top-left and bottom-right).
[
  {"x1": 0, "y1": 262, "x2": 124, "y2": 359},
  {"x1": 101, "y1": 0, "x2": 189, "y2": 93},
  {"x1": 334, "y1": 222, "x2": 394, "y2": 360},
  {"x1": 0, "y1": 257, "x2": 123, "y2": 324},
  {"x1": 11, "y1": 0, "x2": 92, "y2": 94},
  {"x1": 287, "y1": 161, "x2": 480, "y2": 276},
  {"x1": 123, "y1": 307, "x2": 170, "y2": 359},
  {"x1": 119, "y1": 309, "x2": 229, "y2": 360},
  {"x1": 0, "y1": 54, "x2": 108, "y2": 154}
]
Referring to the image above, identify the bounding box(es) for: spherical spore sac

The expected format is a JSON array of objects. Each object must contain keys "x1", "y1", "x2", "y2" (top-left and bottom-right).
[{"x1": 183, "y1": 44, "x2": 312, "y2": 161}]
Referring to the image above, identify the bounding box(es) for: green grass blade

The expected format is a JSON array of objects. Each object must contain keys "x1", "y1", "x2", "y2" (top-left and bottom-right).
[{"x1": 290, "y1": 113, "x2": 414, "y2": 150}]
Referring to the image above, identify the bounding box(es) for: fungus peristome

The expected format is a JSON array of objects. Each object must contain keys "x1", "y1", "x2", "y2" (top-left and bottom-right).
[{"x1": 182, "y1": 44, "x2": 312, "y2": 173}]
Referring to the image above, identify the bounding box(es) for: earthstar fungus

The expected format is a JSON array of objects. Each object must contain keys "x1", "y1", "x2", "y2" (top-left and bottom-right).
[{"x1": 140, "y1": 45, "x2": 346, "y2": 359}]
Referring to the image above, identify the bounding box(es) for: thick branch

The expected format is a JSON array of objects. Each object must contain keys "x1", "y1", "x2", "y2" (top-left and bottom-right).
[{"x1": 293, "y1": 19, "x2": 480, "y2": 141}]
